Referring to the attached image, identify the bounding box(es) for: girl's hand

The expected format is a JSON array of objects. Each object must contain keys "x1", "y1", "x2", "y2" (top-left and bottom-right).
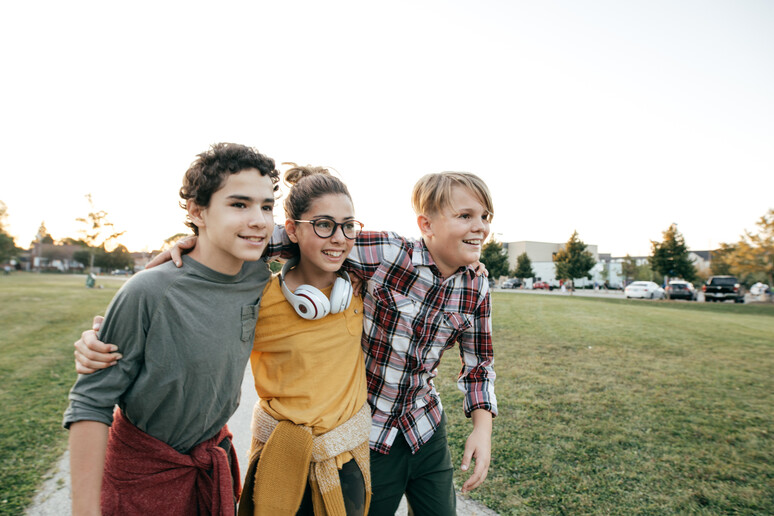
[{"x1": 74, "y1": 316, "x2": 121, "y2": 374}]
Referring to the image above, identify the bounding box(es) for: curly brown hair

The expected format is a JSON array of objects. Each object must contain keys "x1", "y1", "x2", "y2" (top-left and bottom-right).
[{"x1": 179, "y1": 143, "x2": 280, "y2": 235}]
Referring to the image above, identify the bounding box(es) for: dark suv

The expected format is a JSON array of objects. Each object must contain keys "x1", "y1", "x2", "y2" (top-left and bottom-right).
[
  {"x1": 666, "y1": 280, "x2": 696, "y2": 300},
  {"x1": 703, "y1": 276, "x2": 745, "y2": 303}
]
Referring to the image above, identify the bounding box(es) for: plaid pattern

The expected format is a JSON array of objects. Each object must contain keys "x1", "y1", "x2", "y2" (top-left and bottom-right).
[{"x1": 346, "y1": 231, "x2": 497, "y2": 454}]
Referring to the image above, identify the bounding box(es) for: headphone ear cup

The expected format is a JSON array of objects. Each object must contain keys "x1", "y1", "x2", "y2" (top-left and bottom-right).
[
  {"x1": 329, "y1": 276, "x2": 353, "y2": 314},
  {"x1": 292, "y1": 285, "x2": 331, "y2": 320}
]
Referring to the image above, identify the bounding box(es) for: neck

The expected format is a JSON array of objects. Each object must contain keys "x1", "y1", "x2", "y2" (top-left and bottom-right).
[
  {"x1": 285, "y1": 261, "x2": 338, "y2": 291},
  {"x1": 424, "y1": 238, "x2": 459, "y2": 279},
  {"x1": 188, "y1": 238, "x2": 243, "y2": 276}
]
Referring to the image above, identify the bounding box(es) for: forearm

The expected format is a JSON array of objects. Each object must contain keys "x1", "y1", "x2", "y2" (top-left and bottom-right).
[
  {"x1": 70, "y1": 421, "x2": 109, "y2": 516},
  {"x1": 471, "y1": 408, "x2": 493, "y2": 435}
]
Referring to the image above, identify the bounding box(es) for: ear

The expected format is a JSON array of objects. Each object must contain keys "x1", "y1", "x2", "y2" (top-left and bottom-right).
[
  {"x1": 285, "y1": 218, "x2": 300, "y2": 244},
  {"x1": 187, "y1": 201, "x2": 206, "y2": 229},
  {"x1": 417, "y1": 214, "x2": 434, "y2": 238}
]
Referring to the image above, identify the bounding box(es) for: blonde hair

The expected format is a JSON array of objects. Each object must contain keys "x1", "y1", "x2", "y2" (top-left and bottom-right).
[
  {"x1": 282, "y1": 163, "x2": 352, "y2": 220},
  {"x1": 411, "y1": 172, "x2": 493, "y2": 221}
]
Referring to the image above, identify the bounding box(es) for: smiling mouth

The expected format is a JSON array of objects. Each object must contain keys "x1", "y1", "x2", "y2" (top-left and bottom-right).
[
  {"x1": 322, "y1": 250, "x2": 344, "y2": 258},
  {"x1": 463, "y1": 239, "x2": 482, "y2": 246},
  {"x1": 240, "y1": 236, "x2": 265, "y2": 243}
]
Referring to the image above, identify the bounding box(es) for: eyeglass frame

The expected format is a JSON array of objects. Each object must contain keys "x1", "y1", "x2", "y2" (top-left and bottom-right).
[{"x1": 293, "y1": 218, "x2": 364, "y2": 240}]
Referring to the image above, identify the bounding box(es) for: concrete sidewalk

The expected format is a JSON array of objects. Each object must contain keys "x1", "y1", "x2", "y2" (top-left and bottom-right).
[{"x1": 27, "y1": 368, "x2": 497, "y2": 515}]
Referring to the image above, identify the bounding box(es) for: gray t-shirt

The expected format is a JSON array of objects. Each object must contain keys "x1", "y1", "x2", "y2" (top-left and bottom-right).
[{"x1": 63, "y1": 255, "x2": 270, "y2": 453}]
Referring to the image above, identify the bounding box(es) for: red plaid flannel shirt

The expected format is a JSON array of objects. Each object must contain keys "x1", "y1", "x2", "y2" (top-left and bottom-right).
[{"x1": 346, "y1": 231, "x2": 497, "y2": 454}]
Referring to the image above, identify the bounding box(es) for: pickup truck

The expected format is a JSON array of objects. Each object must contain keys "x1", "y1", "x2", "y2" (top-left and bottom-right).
[{"x1": 702, "y1": 275, "x2": 745, "y2": 303}]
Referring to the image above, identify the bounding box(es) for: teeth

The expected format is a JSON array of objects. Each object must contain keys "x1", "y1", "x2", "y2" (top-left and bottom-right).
[
  {"x1": 323, "y1": 251, "x2": 343, "y2": 257},
  {"x1": 464, "y1": 240, "x2": 481, "y2": 245},
  {"x1": 242, "y1": 236, "x2": 263, "y2": 242}
]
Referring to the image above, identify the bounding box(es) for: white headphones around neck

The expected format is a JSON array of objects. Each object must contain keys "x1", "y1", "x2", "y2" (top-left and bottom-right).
[{"x1": 279, "y1": 257, "x2": 353, "y2": 320}]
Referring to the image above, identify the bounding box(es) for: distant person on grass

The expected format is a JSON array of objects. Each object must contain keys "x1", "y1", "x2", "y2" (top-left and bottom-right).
[
  {"x1": 76, "y1": 171, "x2": 498, "y2": 515},
  {"x1": 64, "y1": 143, "x2": 279, "y2": 515}
]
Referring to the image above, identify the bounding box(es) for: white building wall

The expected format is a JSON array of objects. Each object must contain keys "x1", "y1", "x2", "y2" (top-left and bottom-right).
[{"x1": 504, "y1": 240, "x2": 600, "y2": 288}]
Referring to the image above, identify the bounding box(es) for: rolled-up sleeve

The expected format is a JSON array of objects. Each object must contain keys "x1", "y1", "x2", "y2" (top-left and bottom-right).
[{"x1": 456, "y1": 291, "x2": 497, "y2": 417}]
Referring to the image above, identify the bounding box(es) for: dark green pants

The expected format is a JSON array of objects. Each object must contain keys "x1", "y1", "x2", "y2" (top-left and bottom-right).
[{"x1": 368, "y1": 414, "x2": 456, "y2": 516}]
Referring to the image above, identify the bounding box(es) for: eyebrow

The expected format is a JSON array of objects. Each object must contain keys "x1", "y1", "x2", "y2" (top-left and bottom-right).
[
  {"x1": 226, "y1": 194, "x2": 275, "y2": 203},
  {"x1": 310, "y1": 215, "x2": 356, "y2": 220}
]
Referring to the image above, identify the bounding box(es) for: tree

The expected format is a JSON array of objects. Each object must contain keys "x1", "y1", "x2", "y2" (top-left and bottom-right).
[
  {"x1": 553, "y1": 231, "x2": 596, "y2": 291},
  {"x1": 0, "y1": 201, "x2": 8, "y2": 231},
  {"x1": 710, "y1": 243, "x2": 736, "y2": 276},
  {"x1": 480, "y1": 239, "x2": 510, "y2": 279},
  {"x1": 95, "y1": 244, "x2": 134, "y2": 272},
  {"x1": 621, "y1": 255, "x2": 638, "y2": 286},
  {"x1": 36, "y1": 221, "x2": 54, "y2": 244},
  {"x1": 60, "y1": 237, "x2": 90, "y2": 247},
  {"x1": 161, "y1": 232, "x2": 191, "y2": 251},
  {"x1": 727, "y1": 209, "x2": 774, "y2": 286},
  {"x1": 0, "y1": 201, "x2": 20, "y2": 263},
  {"x1": 649, "y1": 223, "x2": 696, "y2": 283},
  {"x1": 512, "y1": 252, "x2": 534, "y2": 281},
  {"x1": 76, "y1": 194, "x2": 125, "y2": 272}
]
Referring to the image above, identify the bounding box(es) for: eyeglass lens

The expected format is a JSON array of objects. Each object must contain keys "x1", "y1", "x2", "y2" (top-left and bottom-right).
[{"x1": 312, "y1": 219, "x2": 362, "y2": 239}]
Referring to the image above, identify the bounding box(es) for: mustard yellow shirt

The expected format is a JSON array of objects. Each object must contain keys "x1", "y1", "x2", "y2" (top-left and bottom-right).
[{"x1": 251, "y1": 275, "x2": 367, "y2": 437}]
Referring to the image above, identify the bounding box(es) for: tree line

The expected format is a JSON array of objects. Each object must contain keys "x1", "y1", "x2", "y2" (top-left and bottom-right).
[
  {"x1": 480, "y1": 208, "x2": 774, "y2": 288},
  {"x1": 0, "y1": 195, "x2": 134, "y2": 273}
]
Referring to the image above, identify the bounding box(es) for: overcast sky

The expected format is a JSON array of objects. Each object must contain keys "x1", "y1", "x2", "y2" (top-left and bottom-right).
[{"x1": 1, "y1": 0, "x2": 772, "y2": 257}]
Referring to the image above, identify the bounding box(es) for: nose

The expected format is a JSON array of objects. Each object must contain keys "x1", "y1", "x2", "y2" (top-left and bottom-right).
[
  {"x1": 248, "y1": 207, "x2": 269, "y2": 228},
  {"x1": 330, "y1": 224, "x2": 347, "y2": 242}
]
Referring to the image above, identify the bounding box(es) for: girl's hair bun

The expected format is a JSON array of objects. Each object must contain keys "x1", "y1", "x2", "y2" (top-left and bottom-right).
[{"x1": 283, "y1": 162, "x2": 331, "y2": 186}]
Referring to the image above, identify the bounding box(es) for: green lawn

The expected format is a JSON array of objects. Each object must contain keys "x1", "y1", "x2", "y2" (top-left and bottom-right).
[
  {"x1": 2, "y1": 276, "x2": 773, "y2": 515},
  {"x1": 0, "y1": 273, "x2": 120, "y2": 515},
  {"x1": 437, "y1": 292, "x2": 774, "y2": 515}
]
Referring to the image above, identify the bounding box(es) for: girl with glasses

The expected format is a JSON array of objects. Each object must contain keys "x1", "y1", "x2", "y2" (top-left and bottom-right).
[{"x1": 237, "y1": 163, "x2": 371, "y2": 515}]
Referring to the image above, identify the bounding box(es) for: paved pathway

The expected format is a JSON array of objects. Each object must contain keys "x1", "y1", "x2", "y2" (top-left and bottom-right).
[{"x1": 27, "y1": 368, "x2": 497, "y2": 515}]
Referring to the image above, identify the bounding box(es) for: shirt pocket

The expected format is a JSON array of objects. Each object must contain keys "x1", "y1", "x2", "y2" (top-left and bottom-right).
[
  {"x1": 370, "y1": 287, "x2": 416, "y2": 333},
  {"x1": 438, "y1": 311, "x2": 473, "y2": 350},
  {"x1": 241, "y1": 301, "x2": 260, "y2": 343}
]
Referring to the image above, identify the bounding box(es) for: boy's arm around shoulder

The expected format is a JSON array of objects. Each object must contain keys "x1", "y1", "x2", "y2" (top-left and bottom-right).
[{"x1": 345, "y1": 230, "x2": 408, "y2": 276}]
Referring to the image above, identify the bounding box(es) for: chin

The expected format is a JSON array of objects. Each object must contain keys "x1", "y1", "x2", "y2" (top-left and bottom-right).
[{"x1": 239, "y1": 249, "x2": 267, "y2": 261}]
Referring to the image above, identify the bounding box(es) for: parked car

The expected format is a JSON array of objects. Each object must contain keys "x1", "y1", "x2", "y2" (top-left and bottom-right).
[
  {"x1": 502, "y1": 278, "x2": 522, "y2": 289},
  {"x1": 624, "y1": 281, "x2": 665, "y2": 299},
  {"x1": 533, "y1": 281, "x2": 551, "y2": 290},
  {"x1": 702, "y1": 275, "x2": 744, "y2": 303},
  {"x1": 665, "y1": 280, "x2": 696, "y2": 301},
  {"x1": 750, "y1": 282, "x2": 769, "y2": 296}
]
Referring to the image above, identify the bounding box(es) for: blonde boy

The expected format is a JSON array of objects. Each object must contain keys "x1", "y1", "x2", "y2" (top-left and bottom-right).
[{"x1": 346, "y1": 172, "x2": 497, "y2": 515}]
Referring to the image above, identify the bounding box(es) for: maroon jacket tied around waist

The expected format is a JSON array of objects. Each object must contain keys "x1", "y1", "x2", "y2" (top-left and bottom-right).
[{"x1": 101, "y1": 408, "x2": 241, "y2": 515}]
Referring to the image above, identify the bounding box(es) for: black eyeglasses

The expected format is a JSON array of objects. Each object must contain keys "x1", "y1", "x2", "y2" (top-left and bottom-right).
[{"x1": 294, "y1": 218, "x2": 364, "y2": 239}]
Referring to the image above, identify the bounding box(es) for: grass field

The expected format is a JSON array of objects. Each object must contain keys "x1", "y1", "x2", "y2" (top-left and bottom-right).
[
  {"x1": 0, "y1": 274, "x2": 120, "y2": 515},
  {"x1": 2, "y1": 274, "x2": 773, "y2": 515},
  {"x1": 437, "y1": 292, "x2": 774, "y2": 515}
]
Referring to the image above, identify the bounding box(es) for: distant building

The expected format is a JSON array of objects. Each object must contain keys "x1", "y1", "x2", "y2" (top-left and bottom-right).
[
  {"x1": 24, "y1": 243, "x2": 86, "y2": 272},
  {"x1": 688, "y1": 250, "x2": 712, "y2": 274},
  {"x1": 502, "y1": 241, "x2": 599, "y2": 288}
]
